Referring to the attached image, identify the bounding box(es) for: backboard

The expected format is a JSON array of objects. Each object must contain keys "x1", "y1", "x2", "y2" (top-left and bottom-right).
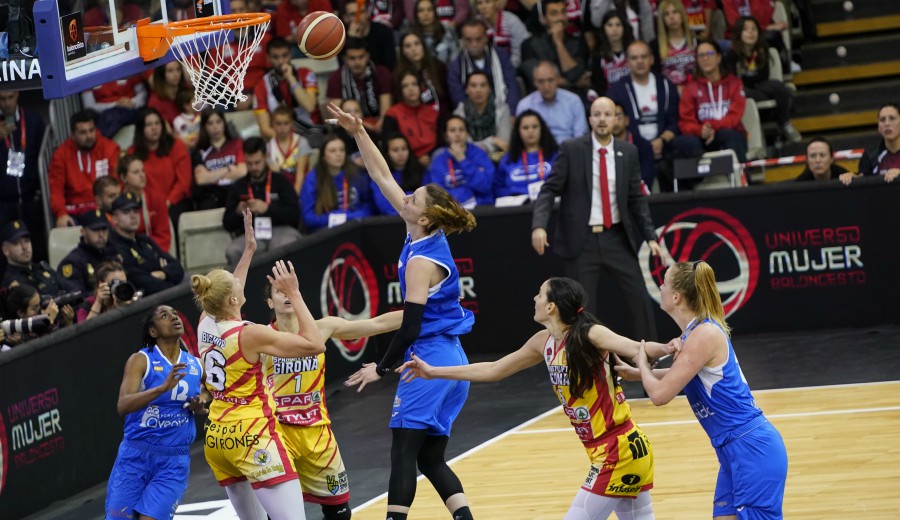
[{"x1": 35, "y1": 0, "x2": 230, "y2": 99}]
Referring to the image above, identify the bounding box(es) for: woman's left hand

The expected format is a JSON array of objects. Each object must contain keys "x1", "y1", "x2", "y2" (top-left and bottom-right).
[
  {"x1": 267, "y1": 260, "x2": 300, "y2": 296},
  {"x1": 344, "y1": 362, "x2": 381, "y2": 392},
  {"x1": 613, "y1": 355, "x2": 641, "y2": 381},
  {"x1": 326, "y1": 103, "x2": 364, "y2": 135}
]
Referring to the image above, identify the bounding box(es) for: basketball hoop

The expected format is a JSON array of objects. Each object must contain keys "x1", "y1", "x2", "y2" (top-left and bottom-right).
[{"x1": 136, "y1": 13, "x2": 271, "y2": 109}]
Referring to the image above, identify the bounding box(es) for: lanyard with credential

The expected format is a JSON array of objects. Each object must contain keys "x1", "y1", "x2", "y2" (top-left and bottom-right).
[
  {"x1": 248, "y1": 172, "x2": 272, "y2": 203},
  {"x1": 446, "y1": 158, "x2": 457, "y2": 187},
  {"x1": 3, "y1": 109, "x2": 25, "y2": 151},
  {"x1": 342, "y1": 175, "x2": 349, "y2": 211},
  {"x1": 277, "y1": 135, "x2": 299, "y2": 165},
  {"x1": 522, "y1": 150, "x2": 544, "y2": 180}
]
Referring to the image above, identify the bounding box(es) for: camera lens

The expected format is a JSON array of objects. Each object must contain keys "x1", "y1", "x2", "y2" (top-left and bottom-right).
[{"x1": 111, "y1": 279, "x2": 135, "y2": 301}]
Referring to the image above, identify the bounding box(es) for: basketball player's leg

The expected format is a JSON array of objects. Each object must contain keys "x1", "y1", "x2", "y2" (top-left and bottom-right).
[
  {"x1": 612, "y1": 491, "x2": 655, "y2": 520},
  {"x1": 134, "y1": 450, "x2": 191, "y2": 520},
  {"x1": 225, "y1": 481, "x2": 268, "y2": 520},
  {"x1": 286, "y1": 424, "x2": 351, "y2": 520},
  {"x1": 723, "y1": 422, "x2": 788, "y2": 520},
  {"x1": 253, "y1": 479, "x2": 308, "y2": 520},
  {"x1": 417, "y1": 435, "x2": 473, "y2": 519},
  {"x1": 563, "y1": 489, "x2": 619, "y2": 520},
  {"x1": 387, "y1": 427, "x2": 430, "y2": 517}
]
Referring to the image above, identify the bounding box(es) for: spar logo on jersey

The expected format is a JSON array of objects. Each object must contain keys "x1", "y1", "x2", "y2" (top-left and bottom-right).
[
  {"x1": 320, "y1": 242, "x2": 380, "y2": 361},
  {"x1": 639, "y1": 208, "x2": 759, "y2": 317}
]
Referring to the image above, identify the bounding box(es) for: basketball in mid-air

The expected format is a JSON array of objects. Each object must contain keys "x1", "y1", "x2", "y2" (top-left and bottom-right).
[{"x1": 296, "y1": 11, "x2": 346, "y2": 60}]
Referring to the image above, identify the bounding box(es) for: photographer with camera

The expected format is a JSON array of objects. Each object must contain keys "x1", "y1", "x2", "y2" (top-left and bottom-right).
[
  {"x1": 78, "y1": 261, "x2": 138, "y2": 322},
  {"x1": 2, "y1": 220, "x2": 80, "y2": 297},
  {"x1": 0, "y1": 285, "x2": 60, "y2": 351},
  {"x1": 58, "y1": 209, "x2": 122, "y2": 293}
]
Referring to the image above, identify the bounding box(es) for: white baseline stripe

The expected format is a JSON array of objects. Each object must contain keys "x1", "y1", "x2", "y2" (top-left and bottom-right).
[
  {"x1": 512, "y1": 405, "x2": 900, "y2": 435},
  {"x1": 352, "y1": 406, "x2": 559, "y2": 513}
]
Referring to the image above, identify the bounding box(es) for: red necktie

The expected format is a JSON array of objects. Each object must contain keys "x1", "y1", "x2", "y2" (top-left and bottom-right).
[{"x1": 598, "y1": 148, "x2": 613, "y2": 226}]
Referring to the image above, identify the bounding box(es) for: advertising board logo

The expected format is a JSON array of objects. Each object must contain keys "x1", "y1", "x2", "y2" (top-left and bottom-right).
[
  {"x1": 320, "y1": 243, "x2": 379, "y2": 361},
  {"x1": 639, "y1": 208, "x2": 759, "y2": 317},
  {"x1": 0, "y1": 412, "x2": 7, "y2": 498},
  {"x1": 68, "y1": 19, "x2": 78, "y2": 43}
]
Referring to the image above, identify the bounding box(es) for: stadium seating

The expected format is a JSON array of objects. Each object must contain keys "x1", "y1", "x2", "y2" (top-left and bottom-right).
[
  {"x1": 177, "y1": 208, "x2": 231, "y2": 273},
  {"x1": 48, "y1": 226, "x2": 83, "y2": 269}
]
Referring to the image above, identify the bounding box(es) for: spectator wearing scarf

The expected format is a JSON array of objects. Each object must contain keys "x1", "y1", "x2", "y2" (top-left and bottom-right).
[
  {"x1": 327, "y1": 38, "x2": 394, "y2": 135},
  {"x1": 448, "y1": 19, "x2": 520, "y2": 113},
  {"x1": 452, "y1": 71, "x2": 511, "y2": 155}
]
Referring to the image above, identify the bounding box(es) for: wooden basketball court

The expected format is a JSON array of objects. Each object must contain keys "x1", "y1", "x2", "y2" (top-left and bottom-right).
[{"x1": 351, "y1": 381, "x2": 900, "y2": 519}]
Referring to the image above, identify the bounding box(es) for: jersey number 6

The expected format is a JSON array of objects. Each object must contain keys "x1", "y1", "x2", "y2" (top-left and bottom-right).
[{"x1": 204, "y1": 349, "x2": 227, "y2": 392}]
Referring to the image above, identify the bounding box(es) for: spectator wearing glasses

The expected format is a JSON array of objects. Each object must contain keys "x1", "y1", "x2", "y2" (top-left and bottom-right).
[{"x1": 674, "y1": 40, "x2": 747, "y2": 165}]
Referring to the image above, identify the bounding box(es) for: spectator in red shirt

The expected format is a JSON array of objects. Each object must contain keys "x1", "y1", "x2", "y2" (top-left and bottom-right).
[
  {"x1": 273, "y1": 0, "x2": 334, "y2": 41},
  {"x1": 129, "y1": 108, "x2": 193, "y2": 223},
  {"x1": 192, "y1": 109, "x2": 248, "y2": 210},
  {"x1": 327, "y1": 37, "x2": 393, "y2": 135},
  {"x1": 383, "y1": 71, "x2": 439, "y2": 166},
  {"x1": 148, "y1": 62, "x2": 188, "y2": 127},
  {"x1": 674, "y1": 39, "x2": 747, "y2": 164},
  {"x1": 396, "y1": 31, "x2": 451, "y2": 123},
  {"x1": 119, "y1": 155, "x2": 173, "y2": 252},
  {"x1": 253, "y1": 38, "x2": 320, "y2": 139},
  {"x1": 49, "y1": 110, "x2": 121, "y2": 228}
]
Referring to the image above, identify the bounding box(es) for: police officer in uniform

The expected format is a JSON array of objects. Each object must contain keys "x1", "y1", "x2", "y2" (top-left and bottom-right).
[
  {"x1": 107, "y1": 193, "x2": 184, "y2": 296},
  {"x1": 57, "y1": 209, "x2": 122, "y2": 293},
  {"x1": 1, "y1": 220, "x2": 80, "y2": 296}
]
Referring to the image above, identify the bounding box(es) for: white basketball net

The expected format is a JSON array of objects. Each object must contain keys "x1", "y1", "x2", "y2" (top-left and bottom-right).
[{"x1": 167, "y1": 19, "x2": 270, "y2": 110}]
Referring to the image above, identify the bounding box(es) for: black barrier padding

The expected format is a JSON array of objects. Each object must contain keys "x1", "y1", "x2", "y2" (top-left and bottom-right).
[{"x1": 1, "y1": 176, "x2": 898, "y2": 518}]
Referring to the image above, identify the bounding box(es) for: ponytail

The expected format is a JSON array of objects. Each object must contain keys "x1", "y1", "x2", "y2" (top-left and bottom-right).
[
  {"x1": 423, "y1": 184, "x2": 477, "y2": 235},
  {"x1": 669, "y1": 261, "x2": 731, "y2": 336},
  {"x1": 546, "y1": 277, "x2": 615, "y2": 399},
  {"x1": 191, "y1": 269, "x2": 234, "y2": 319}
]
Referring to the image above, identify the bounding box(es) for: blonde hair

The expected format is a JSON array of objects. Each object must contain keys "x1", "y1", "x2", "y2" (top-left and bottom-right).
[
  {"x1": 423, "y1": 184, "x2": 477, "y2": 235},
  {"x1": 191, "y1": 269, "x2": 234, "y2": 319},
  {"x1": 669, "y1": 261, "x2": 731, "y2": 336},
  {"x1": 656, "y1": 0, "x2": 695, "y2": 60}
]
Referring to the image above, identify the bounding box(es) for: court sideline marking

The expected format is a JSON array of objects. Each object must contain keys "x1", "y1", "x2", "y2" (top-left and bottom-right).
[{"x1": 351, "y1": 380, "x2": 900, "y2": 512}]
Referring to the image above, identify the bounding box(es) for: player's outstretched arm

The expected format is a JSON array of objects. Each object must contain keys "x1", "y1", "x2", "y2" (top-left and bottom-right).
[
  {"x1": 327, "y1": 102, "x2": 406, "y2": 213},
  {"x1": 399, "y1": 331, "x2": 546, "y2": 383},
  {"x1": 233, "y1": 208, "x2": 257, "y2": 284},
  {"x1": 319, "y1": 310, "x2": 404, "y2": 340},
  {"x1": 588, "y1": 324, "x2": 678, "y2": 360}
]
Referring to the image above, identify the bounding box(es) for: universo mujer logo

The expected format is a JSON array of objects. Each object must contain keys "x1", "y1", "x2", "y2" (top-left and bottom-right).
[
  {"x1": 639, "y1": 208, "x2": 760, "y2": 317},
  {"x1": 320, "y1": 243, "x2": 380, "y2": 361}
]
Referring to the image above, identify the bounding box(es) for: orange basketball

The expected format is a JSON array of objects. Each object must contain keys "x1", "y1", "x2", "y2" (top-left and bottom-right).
[{"x1": 297, "y1": 11, "x2": 346, "y2": 60}]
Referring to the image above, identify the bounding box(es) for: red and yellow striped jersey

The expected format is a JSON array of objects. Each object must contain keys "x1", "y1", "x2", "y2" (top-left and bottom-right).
[
  {"x1": 202, "y1": 319, "x2": 277, "y2": 422},
  {"x1": 262, "y1": 322, "x2": 330, "y2": 427},
  {"x1": 543, "y1": 332, "x2": 632, "y2": 447}
]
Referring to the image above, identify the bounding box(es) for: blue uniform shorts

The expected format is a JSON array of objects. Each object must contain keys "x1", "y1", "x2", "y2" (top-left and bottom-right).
[
  {"x1": 390, "y1": 335, "x2": 470, "y2": 436},
  {"x1": 105, "y1": 440, "x2": 191, "y2": 520},
  {"x1": 713, "y1": 418, "x2": 788, "y2": 519}
]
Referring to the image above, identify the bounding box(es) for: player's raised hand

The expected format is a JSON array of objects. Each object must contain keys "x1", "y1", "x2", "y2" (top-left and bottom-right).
[
  {"x1": 267, "y1": 260, "x2": 300, "y2": 295},
  {"x1": 398, "y1": 353, "x2": 434, "y2": 383},
  {"x1": 242, "y1": 208, "x2": 257, "y2": 253},
  {"x1": 326, "y1": 102, "x2": 363, "y2": 135},
  {"x1": 159, "y1": 363, "x2": 187, "y2": 392},
  {"x1": 345, "y1": 362, "x2": 381, "y2": 392}
]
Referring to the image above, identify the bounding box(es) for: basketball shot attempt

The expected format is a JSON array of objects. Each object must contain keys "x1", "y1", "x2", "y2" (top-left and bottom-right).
[{"x1": 296, "y1": 11, "x2": 346, "y2": 60}]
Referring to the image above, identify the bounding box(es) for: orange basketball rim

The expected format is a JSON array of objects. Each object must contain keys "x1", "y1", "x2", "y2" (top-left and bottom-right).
[{"x1": 135, "y1": 13, "x2": 270, "y2": 62}]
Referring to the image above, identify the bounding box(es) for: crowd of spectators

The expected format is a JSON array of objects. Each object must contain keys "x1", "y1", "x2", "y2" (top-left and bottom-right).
[{"x1": 1, "y1": 0, "x2": 897, "y2": 352}]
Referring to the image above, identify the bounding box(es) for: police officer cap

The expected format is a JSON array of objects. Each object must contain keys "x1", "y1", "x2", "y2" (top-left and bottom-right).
[
  {"x1": 110, "y1": 192, "x2": 140, "y2": 213},
  {"x1": 81, "y1": 209, "x2": 110, "y2": 230},
  {"x1": 0, "y1": 220, "x2": 30, "y2": 244}
]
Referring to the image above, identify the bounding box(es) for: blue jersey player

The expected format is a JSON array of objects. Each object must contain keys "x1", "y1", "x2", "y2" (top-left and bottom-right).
[
  {"x1": 620, "y1": 261, "x2": 788, "y2": 520},
  {"x1": 332, "y1": 102, "x2": 478, "y2": 520},
  {"x1": 106, "y1": 305, "x2": 208, "y2": 520}
]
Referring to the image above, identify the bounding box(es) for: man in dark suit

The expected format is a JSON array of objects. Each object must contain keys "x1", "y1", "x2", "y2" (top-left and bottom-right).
[{"x1": 531, "y1": 96, "x2": 662, "y2": 340}]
